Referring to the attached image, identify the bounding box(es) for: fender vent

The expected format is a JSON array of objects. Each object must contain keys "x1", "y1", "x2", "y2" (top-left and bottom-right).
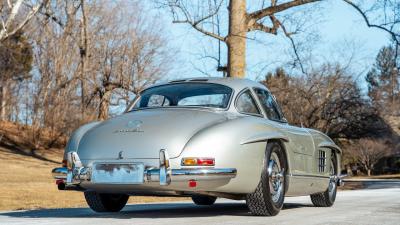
[{"x1": 318, "y1": 150, "x2": 326, "y2": 173}]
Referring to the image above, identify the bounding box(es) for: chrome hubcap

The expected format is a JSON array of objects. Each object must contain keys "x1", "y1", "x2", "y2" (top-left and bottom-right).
[{"x1": 268, "y1": 152, "x2": 284, "y2": 203}]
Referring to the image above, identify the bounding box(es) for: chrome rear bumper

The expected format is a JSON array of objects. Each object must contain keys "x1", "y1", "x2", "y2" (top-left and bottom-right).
[
  {"x1": 52, "y1": 150, "x2": 237, "y2": 190},
  {"x1": 52, "y1": 167, "x2": 237, "y2": 182}
]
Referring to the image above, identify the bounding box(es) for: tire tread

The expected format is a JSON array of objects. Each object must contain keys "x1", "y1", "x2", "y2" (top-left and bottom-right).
[
  {"x1": 84, "y1": 191, "x2": 128, "y2": 212},
  {"x1": 246, "y1": 142, "x2": 286, "y2": 216}
]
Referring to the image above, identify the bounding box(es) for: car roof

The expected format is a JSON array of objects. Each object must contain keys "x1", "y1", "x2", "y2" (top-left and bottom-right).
[{"x1": 145, "y1": 77, "x2": 269, "y2": 93}]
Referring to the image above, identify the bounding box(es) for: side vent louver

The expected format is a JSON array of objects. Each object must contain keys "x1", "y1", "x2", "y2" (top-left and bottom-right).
[{"x1": 318, "y1": 150, "x2": 326, "y2": 173}]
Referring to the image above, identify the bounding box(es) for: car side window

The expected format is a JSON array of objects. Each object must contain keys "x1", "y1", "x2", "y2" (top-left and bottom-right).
[
  {"x1": 147, "y1": 95, "x2": 170, "y2": 107},
  {"x1": 254, "y1": 88, "x2": 282, "y2": 121},
  {"x1": 236, "y1": 90, "x2": 261, "y2": 115}
]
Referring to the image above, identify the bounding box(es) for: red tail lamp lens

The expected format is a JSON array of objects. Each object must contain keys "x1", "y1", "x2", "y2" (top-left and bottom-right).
[
  {"x1": 188, "y1": 180, "x2": 197, "y2": 188},
  {"x1": 196, "y1": 158, "x2": 215, "y2": 166},
  {"x1": 62, "y1": 159, "x2": 67, "y2": 167},
  {"x1": 56, "y1": 179, "x2": 64, "y2": 185},
  {"x1": 182, "y1": 158, "x2": 215, "y2": 166}
]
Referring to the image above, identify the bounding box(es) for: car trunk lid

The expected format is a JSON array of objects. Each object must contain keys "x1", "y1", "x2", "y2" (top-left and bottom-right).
[{"x1": 77, "y1": 108, "x2": 227, "y2": 160}]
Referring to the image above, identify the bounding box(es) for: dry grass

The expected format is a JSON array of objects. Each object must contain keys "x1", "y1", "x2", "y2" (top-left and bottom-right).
[{"x1": 0, "y1": 147, "x2": 187, "y2": 211}]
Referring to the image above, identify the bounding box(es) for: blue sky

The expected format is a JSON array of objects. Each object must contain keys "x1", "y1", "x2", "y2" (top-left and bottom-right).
[{"x1": 151, "y1": 0, "x2": 391, "y2": 85}]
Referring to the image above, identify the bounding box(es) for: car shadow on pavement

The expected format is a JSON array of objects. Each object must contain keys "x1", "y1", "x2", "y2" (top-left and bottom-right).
[{"x1": 1, "y1": 202, "x2": 313, "y2": 219}]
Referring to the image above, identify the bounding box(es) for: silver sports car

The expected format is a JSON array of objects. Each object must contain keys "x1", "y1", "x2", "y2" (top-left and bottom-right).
[{"x1": 52, "y1": 77, "x2": 343, "y2": 216}]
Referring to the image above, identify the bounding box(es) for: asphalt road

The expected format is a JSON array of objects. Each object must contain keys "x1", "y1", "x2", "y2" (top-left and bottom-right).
[{"x1": 1, "y1": 186, "x2": 399, "y2": 225}]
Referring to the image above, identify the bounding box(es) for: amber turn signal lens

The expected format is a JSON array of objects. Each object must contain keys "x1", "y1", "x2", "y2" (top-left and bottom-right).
[
  {"x1": 182, "y1": 158, "x2": 197, "y2": 166},
  {"x1": 182, "y1": 157, "x2": 215, "y2": 166}
]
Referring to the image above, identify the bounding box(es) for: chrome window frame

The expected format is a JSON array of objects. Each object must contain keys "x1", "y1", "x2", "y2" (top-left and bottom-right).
[
  {"x1": 234, "y1": 88, "x2": 263, "y2": 117},
  {"x1": 252, "y1": 87, "x2": 287, "y2": 123},
  {"x1": 126, "y1": 82, "x2": 235, "y2": 112}
]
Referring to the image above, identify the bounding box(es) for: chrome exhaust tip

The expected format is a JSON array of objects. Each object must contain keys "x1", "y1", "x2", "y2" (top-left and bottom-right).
[{"x1": 337, "y1": 178, "x2": 344, "y2": 186}]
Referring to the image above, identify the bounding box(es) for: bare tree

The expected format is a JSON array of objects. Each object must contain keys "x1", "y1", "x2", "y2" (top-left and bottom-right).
[
  {"x1": 1, "y1": 0, "x2": 173, "y2": 150},
  {"x1": 0, "y1": 0, "x2": 49, "y2": 42},
  {"x1": 162, "y1": 0, "x2": 322, "y2": 77},
  {"x1": 83, "y1": 1, "x2": 173, "y2": 120},
  {"x1": 160, "y1": 0, "x2": 400, "y2": 78},
  {"x1": 263, "y1": 64, "x2": 393, "y2": 140},
  {"x1": 350, "y1": 138, "x2": 391, "y2": 176}
]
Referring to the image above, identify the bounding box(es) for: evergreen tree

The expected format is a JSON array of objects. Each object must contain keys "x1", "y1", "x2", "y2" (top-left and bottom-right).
[
  {"x1": 366, "y1": 46, "x2": 400, "y2": 115},
  {"x1": 0, "y1": 30, "x2": 33, "y2": 120}
]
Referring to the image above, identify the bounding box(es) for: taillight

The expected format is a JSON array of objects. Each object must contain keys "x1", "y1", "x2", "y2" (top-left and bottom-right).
[
  {"x1": 181, "y1": 157, "x2": 215, "y2": 166},
  {"x1": 62, "y1": 159, "x2": 67, "y2": 167}
]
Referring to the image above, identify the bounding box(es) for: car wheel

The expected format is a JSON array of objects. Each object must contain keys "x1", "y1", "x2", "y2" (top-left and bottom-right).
[
  {"x1": 310, "y1": 153, "x2": 337, "y2": 207},
  {"x1": 191, "y1": 195, "x2": 217, "y2": 205},
  {"x1": 246, "y1": 141, "x2": 286, "y2": 216},
  {"x1": 84, "y1": 191, "x2": 129, "y2": 212}
]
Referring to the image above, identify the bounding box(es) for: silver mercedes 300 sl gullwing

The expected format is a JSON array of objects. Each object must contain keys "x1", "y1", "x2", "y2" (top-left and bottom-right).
[{"x1": 52, "y1": 77, "x2": 343, "y2": 216}]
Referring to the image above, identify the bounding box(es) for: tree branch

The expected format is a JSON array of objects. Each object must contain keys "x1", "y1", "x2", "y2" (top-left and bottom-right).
[
  {"x1": 342, "y1": 0, "x2": 400, "y2": 45},
  {"x1": 23, "y1": 1, "x2": 65, "y2": 28},
  {"x1": 173, "y1": 20, "x2": 226, "y2": 41},
  {"x1": 0, "y1": 0, "x2": 48, "y2": 42},
  {"x1": 249, "y1": 0, "x2": 321, "y2": 21},
  {"x1": 169, "y1": 0, "x2": 226, "y2": 42},
  {"x1": 248, "y1": 15, "x2": 280, "y2": 34},
  {"x1": 277, "y1": 19, "x2": 306, "y2": 74}
]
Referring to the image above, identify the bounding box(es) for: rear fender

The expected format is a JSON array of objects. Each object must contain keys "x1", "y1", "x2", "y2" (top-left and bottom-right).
[
  {"x1": 179, "y1": 117, "x2": 290, "y2": 193},
  {"x1": 65, "y1": 121, "x2": 101, "y2": 158}
]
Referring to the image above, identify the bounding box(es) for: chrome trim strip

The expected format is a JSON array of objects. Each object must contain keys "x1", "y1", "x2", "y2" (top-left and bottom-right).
[
  {"x1": 290, "y1": 173, "x2": 330, "y2": 179},
  {"x1": 147, "y1": 168, "x2": 237, "y2": 182}
]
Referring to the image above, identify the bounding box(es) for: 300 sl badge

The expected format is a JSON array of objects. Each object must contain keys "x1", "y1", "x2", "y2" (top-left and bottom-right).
[{"x1": 113, "y1": 120, "x2": 143, "y2": 133}]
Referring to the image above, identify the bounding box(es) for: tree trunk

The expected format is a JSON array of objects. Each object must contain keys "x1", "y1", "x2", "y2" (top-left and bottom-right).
[
  {"x1": 367, "y1": 169, "x2": 371, "y2": 176},
  {"x1": 98, "y1": 91, "x2": 112, "y2": 121},
  {"x1": 0, "y1": 85, "x2": 7, "y2": 121},
  {"x1": 227, "y1": 0, "x2": 247, "y2": 78},
  {"x1": 80, "y1": 0, "x2": 89, "y2": 116},
  {"x1": 346, "y1": 165, "x2": 353, "y2": 176}
]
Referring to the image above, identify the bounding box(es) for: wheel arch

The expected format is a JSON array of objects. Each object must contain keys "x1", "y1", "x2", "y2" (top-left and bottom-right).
[{"x1": 241, "y1": 131, "x2": 291, "y2": 175}]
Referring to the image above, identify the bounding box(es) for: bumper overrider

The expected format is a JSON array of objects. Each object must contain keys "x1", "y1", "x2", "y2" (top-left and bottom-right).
[{"x1": 52, "y1": 150, "x2": 237, "y2": 190}]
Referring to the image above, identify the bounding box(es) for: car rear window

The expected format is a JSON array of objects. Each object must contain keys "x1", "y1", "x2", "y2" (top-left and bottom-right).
[{"x1": 132, "y1": 83, "x2": 233, "y2": 109}]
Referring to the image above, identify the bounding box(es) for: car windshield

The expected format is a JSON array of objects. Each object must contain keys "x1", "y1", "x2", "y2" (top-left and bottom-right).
[{"x1": 131, "y1": 83, "x2": 232, "y2": 110}]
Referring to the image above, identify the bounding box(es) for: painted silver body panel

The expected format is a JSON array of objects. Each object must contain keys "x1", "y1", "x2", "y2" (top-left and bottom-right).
[
  {"x1": 76, "y1": 109, "x2": 228, "y2": 159},
  {"x1": 54, "y1": 77, "x2": 341, "y2": 198}
]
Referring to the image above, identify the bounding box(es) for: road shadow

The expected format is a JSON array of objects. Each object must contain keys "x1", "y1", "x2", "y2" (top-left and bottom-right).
[{"x1": 0, "y1": 202, "x2": 313, "y2": 219}]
